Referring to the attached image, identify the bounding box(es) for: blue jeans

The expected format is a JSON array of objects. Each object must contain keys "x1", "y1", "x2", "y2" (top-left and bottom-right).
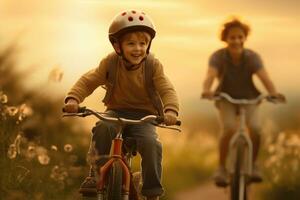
[{"x1": 87, "y1": 109, "x2": 164, "y2": 197}]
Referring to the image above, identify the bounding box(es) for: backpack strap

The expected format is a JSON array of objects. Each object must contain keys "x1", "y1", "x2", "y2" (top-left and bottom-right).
[
  {"x1": 144, "y1": 54, "x2": 165, "y2": 117},
  {"x1": 102, "y1": 53, "x2": 119, "y2": 104}
]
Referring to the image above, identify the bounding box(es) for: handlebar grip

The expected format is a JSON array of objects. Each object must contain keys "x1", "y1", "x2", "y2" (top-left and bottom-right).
[
  {"x1": 176, "y1": 120, "x2": 181, "y2": 126},
  {"x1": 156, "y1": 116, "x2": 181, "y2": 126},
  {"x1": 78, "y1": 106, "x2": 86, "y2": 113},
  {"x1": 156, "y1": 116, "x2": 164, "y2": 124},
  {"x1": 62, "y1": 106, "x2": 86, "y2": 113},
  {"x1": 267, "y1": 95, "x2": 277, "y2": 100}
]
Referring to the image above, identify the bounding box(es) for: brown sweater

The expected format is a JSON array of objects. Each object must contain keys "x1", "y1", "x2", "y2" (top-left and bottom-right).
[{"x1": 65, "y1": 53, "x2": 179, "y2": 115}]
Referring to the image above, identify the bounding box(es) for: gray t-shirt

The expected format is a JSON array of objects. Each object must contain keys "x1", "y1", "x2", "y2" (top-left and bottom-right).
[{"x1": 209, "y1": 48, "x2": 263, "y2": 99}]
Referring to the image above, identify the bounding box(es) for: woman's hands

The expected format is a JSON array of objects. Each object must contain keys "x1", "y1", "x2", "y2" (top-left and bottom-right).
[
  {"x1": 201, "y1": 91, "x2": 215, "y2": 100},
  {"x1": 269, "y1": 93, "x2": 287, "y2": 103}
]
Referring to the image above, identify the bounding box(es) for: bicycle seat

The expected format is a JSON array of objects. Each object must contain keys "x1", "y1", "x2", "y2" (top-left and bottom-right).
[{"x1": 123, "y1": 137, "x2": 138, "y2": 156}]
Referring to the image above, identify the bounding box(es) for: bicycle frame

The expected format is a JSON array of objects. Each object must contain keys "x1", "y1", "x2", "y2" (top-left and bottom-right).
[
  {"x1": 228, "y1": 106, "x2": 253, "y2": 178},
  {"x1": 227, "y1": 106, "x2": 253, "y2": 200},
  {"x1": 97, "y1": 131, "x2": 131, "y2": 200}
]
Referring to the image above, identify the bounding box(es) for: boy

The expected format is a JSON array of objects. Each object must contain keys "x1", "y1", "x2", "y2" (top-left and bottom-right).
[
  {"x1": 63, "y1": 10, "x2": 179, "y2": 200},
  {"x1": 201, "y1": 17, "x2": 285, "y2": 187}
]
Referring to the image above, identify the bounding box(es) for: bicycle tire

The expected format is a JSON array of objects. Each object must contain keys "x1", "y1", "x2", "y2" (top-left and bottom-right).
[
  {"x1": 230, "y1": 140, "x2": 247, "y2": 200},
  {"x1": 106, "y1": 161, "x2": 123, "y2": 200}
]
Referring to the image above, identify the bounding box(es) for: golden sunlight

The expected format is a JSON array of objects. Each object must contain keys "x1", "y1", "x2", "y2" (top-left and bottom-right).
[{"x1": 1, "y1": 0, "x2": 299, "y2": 103}]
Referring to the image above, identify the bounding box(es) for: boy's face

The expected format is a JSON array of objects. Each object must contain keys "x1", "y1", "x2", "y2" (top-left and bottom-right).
[
  {"x1": 225, "y1": 27, "x2": 246, "y2": 54},
  {"x1": 115, "y1": 32, "x2": 150, "y2": 65}
]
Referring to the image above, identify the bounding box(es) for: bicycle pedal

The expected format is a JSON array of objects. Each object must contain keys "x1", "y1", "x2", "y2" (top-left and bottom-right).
[
  {"x1": 79, "y1": 188, "x2": 97, "y2": 197},
  {"x1": 249, "y1": 176, "x2": 263, "y2": 183},
  {"x1": 215, "y1": 180, "x2": 229, "y2": 187}
]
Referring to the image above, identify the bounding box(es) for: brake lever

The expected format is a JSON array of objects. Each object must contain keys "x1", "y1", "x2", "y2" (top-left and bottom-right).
[
  {"x1": 266, "y1": 96, "x2": 286, "y2": 104},
  {"x1": 62, "y1": 111, "x2": 90, "y2": 118},
  {"x1": 62, "y1": 113, "x2": 80, "y2": 117},
  {"x1": 155, "y1": 116, "x2": 181, "y2": 126},
  {"x1": 156, "y1": 124, "x2": 181, "y2": 132},
  {"x1": 62, "y1": 106, "x2": 89, "y2": 117},
  {"x1": 150, "y1": 121, "x2": 181, "y2": 132}
]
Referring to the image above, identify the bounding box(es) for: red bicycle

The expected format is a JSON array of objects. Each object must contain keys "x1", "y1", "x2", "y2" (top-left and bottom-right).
[{"x1": 63, "y1": 107, "x2": 181, "y2": 200}]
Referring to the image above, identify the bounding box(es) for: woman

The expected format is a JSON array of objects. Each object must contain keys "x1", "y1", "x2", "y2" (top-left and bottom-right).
[{"x1": 202, "y1": 17, "x2": 285, "y2": 187}]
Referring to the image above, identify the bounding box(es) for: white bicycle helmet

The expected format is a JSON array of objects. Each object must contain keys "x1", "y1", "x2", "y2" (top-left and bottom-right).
[{"x1": 108, "y1": 10, "x2": 156, "y2": 46}]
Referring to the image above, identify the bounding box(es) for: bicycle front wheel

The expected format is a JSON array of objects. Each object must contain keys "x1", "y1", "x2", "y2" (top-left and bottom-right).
[
  {"x1": 106, "y1": 161, "x2": 123, "y2": 200},
  {"x1": 230, "y1": 141, "x2": 247, "y2": 200}
]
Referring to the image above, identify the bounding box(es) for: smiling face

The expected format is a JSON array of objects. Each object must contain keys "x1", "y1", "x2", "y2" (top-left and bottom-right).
[
  {"x1": 225, "y1": 27, "x2": 247, "y2": 55},
  {"x1": 114, "y1": 31, "x2": 151, "y2": 65}
]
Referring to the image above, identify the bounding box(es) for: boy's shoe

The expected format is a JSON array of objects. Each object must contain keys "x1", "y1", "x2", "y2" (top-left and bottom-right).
[
  {"x1": 213, "y1": 166, "x2": 229, "y2": 187},
  {"x1": 250, "y1": 165, "x2": 263, "y2": 183},
  {"x1": 79, "y1": 176, "x2": 97, "y2": 196}
]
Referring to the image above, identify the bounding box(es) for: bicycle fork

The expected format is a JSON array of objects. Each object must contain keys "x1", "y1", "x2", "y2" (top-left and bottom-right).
[{"x1": 97, "y1": 135, "x2": 131, "y2": 200}]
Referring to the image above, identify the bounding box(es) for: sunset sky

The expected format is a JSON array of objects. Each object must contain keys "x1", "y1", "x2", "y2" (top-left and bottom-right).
[{"x1": 1, "y1": 0, "x2": 299, "y2": 115}]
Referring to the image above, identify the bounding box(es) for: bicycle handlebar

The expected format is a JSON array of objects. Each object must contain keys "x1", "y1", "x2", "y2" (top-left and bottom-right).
[
  {"x1": 203, "y1": 92, "x2": 286, "y2": 105},
  {"x1": 62, "y1": 107, "x2": 181, "y2": 132}
]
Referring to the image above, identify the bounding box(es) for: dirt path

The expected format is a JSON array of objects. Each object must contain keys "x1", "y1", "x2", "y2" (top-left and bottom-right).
[
  {"x1": 173, "y1": 182, "x2": 228, "y2": 200},
  {"x1": 174, "y1": 182, "x2": 259, "y2": 200}
]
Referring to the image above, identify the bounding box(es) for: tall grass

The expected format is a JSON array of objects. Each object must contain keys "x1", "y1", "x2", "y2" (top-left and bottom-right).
[
  {"x1": 0, "y1": 44, "x2": 89, "y2": 199},
  {"x1": 252, "y1": 97, "x2": 300, "y2": 200}
]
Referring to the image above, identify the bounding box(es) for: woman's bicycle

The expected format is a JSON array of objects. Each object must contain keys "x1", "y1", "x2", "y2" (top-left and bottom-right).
[
  {"x1": 204, "y1": 92, "x2": 285, "y2": 200},
  {"x1": 63, "y1": 107, "x2": 181, "y2": 200}
]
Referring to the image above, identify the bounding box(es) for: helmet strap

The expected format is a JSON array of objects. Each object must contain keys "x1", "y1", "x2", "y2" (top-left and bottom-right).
[
  {"x1": 116, "y1": 41, "x2": 133, "y2": 66},
  {"x1": 146, "y1": 40, "x2": 152, "y2": 54}
]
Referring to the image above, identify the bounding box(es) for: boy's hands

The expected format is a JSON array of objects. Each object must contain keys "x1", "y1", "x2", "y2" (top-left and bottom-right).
[
  {"x1": 163, "y1": 110, "x2": 178, "y2": 126},
  {"x1": 63, "y1": 98, "x2": 79, "y2": 113}
]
